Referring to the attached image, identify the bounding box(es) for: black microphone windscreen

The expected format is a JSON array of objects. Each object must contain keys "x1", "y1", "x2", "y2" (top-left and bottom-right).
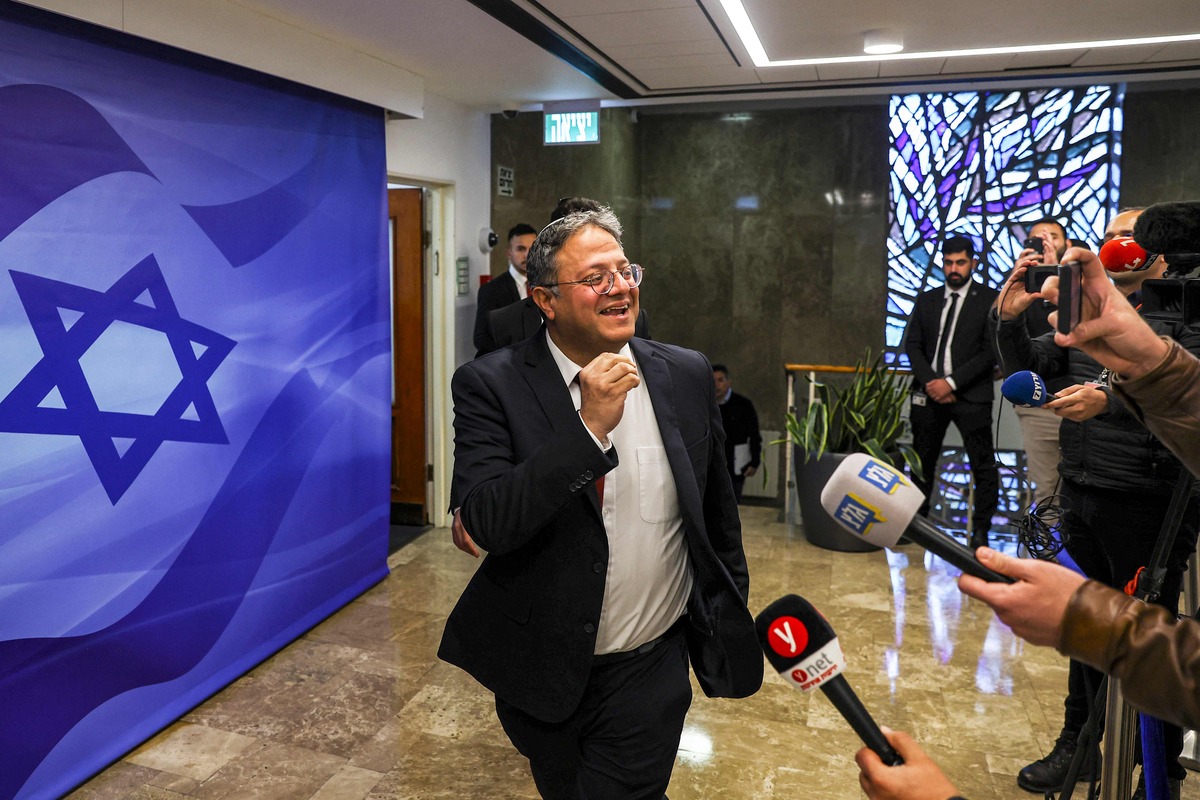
[
  {"x1": 1133, "y1": 201, "x2": 1200, "y2": 256},
  {"x1": 754, "y1": 594, "x2": 836, "y2": 675}
]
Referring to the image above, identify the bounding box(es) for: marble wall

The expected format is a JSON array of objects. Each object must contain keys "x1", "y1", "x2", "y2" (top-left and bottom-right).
[
  {"x1": 489, "y1": 101, "x2": 891, "y2": 447},
  {"x1": 487, "y1": 84, "x2": 1200, "y2": 490},
  {"x1": 489, "y1": 107, "x2": 639, "y2": 274},
  {"x1": 633, "y1": 105, "x2": 890, "y2": 440},
  {"x1": 1122, "y1": 86, "x2": 1200, "y2": 206}
]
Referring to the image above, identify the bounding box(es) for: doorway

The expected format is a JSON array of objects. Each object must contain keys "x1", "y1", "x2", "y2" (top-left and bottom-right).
[{"x1": 390, "y1": 187, "x2": 426, "y2": 524}]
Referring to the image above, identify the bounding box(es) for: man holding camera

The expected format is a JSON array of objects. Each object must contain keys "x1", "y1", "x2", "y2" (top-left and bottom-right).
[
  {"x1": 993, "y1": 208, "x2": 1198, "y2": 796},
  {"x1": 1009, "y1": 218, "x2": 1073, "y2": 507},
  {"x1": 904, "y1": 235, "x2": 1000, "y2": 550}
]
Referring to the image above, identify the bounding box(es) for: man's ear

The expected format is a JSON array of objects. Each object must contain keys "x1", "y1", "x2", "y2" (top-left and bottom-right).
[{"x1": 531, "y1": 286, "x2": 555, "y2": 321}]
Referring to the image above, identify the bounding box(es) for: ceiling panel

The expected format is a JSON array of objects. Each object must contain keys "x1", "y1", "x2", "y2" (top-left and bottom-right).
[
  {"x1": 602, "y1": 39, "x2": 730, "y2": 61},
  {"x1": 878, "y1": 58, "x2": 947, "y2": 79},
  {"x1": 1071, "y1": 44, "x2": 1168, "y2": 68},
  {"x1": 752, "y1": 65, "x2": 820, "y2": 84},
  {"x1": 744, "y1": 0, "x2": 1200, "y2": 63},
  {"x1": 564, "y1": 7, "x2": 718, "y2": 47},
  {"x1": 635, "y1": 65, "x2": 762, "y2": 90},
  {"x1": 545, "y1": 0, "x2": 692, "y2": 15},
  {"x1": 621, "y1": 52, "x2": 737, "y2": 72},
  {"x1": 1146, "y1": 41, "x2": 1200, "y2": 62},
  {"x1": 196, "y1": 0, "x2": 1200, "y2": 110},
  {"x1": 1006, "y1": 50, "x2": 1092, "y2": 70},
  {"x1": 814, "y1": 63, "x2": 881, "y2": 82},
  {"x1": 941, "y1": 54, "x2": 1017, "y2": 74}
]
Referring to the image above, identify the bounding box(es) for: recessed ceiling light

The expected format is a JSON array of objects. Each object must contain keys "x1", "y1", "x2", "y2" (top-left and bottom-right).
[
  {"x1": 864, "y1": 29, "x2": 903, "y2": 56},
  {"x1": 717, "y1": 0, "x2": 1200, "y2": 68}
]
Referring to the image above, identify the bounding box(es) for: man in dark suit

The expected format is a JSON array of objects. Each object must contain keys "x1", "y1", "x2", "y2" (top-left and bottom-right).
[
  {"x1": 711, "y1": 363, "x2": 760, "y2": 503},
  {"x1": 473, "y1": 222, "x2": 537, "y2": 355},
  {"x1": 904, "y1": 235, "x2": 1000, "y2": 549},
  {"x1": 439, "y1": 204, "x2": 762, "y2": 799}
]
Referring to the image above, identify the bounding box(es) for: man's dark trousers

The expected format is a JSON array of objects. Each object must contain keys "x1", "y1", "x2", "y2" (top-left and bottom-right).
[{"x1": 910, "y1": 398, "x2": 999, "y2": 536}]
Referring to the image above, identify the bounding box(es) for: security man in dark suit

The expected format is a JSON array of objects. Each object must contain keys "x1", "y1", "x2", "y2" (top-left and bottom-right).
[
  {"x1": 473, "y1": 222, "x2": 536, "y2": 355},
  {"x1": 439, "y1": 203, "x2": 761, "y2": 799},
  {"x1": 904, "y1": 235, "x2": 1000, "y2": 549}
]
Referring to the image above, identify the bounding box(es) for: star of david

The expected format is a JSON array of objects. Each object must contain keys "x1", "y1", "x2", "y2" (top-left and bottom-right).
[{"x1": 0, "y1": 255, "x2": 236, "y2": 503}]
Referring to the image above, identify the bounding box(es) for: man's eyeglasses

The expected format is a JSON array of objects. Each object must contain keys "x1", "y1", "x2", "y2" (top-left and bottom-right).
[{"x1": 540, "y1": 264, "x2": 644, "y2": 295}]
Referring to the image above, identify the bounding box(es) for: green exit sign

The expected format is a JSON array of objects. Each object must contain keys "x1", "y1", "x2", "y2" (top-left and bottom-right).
[{"x1": 544, "y1": 110, "x2": 599, "y2": 145}]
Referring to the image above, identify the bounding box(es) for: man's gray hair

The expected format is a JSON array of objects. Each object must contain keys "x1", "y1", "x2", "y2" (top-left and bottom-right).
[{"x1": 526, "y1": 205, "x2": 623, "y2": 292}]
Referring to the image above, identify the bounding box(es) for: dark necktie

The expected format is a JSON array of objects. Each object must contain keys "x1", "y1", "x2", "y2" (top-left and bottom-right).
[{"x1": 934, "y1": 292, "x2": 958, "y2": 377}]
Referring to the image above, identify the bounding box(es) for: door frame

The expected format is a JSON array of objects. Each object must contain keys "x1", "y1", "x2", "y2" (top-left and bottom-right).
[{"x1": 388, "y1": 177, "x2": 455, "y2": 528}]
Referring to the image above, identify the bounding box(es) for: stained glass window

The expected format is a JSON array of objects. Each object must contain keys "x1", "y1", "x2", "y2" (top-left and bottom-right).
[{"x1": 886, "y1": 86, "x2": 1123, "y2": 365}]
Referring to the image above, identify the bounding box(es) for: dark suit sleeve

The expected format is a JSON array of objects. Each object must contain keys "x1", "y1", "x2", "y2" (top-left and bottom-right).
[
  {"x1": 475, "y1": 311, "x2": 499, "y2": 359},
  {"x1": 904, "y1": 294, "x2": 937, "y2": 386},
  {"x1": 995, "y1": 312, "x2": 1070, "y2": 380},
  {"x1": 473, "y1": 277, "x2": 516, "y2": 353},
  {"x1": 451, "y1": 362, "x2": 616, "y2": 556},
  {"x1": 747, "y1": 398, "x2": 761, "y2": 470},
  {"x1": 697, "y1": 355, "x2": 750, "y2": 601}
]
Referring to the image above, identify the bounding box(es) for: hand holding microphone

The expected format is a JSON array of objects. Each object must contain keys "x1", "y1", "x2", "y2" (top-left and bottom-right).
[
  {"x1": 755, "y1": 594, "x2": 902, "y2": 766},
  {"x1": 819, "y1": 454, "x2": 1014, "y2": 583}
]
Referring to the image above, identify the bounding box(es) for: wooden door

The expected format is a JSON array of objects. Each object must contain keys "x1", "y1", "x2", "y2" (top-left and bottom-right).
[{"x1": 390, "y1": 188, "x2": 426, "y2": 523}]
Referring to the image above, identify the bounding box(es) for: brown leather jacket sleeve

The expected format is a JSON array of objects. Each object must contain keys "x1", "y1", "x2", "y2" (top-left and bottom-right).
[
  {"x1": 1060, "y1": 580, "x2": 1200, "y2": 729},
  {"x1": 1111, "y1": 338, "x2": 1200, "y2": 477}
]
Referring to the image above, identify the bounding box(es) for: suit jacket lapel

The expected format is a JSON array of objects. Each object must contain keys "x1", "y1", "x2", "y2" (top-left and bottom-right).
[
  {"x1": 520, "y1": 330, "x2": 602, "y2": 517},
  {"x1": 633, "y1": 340, "x2": 705, "y2": 535}
]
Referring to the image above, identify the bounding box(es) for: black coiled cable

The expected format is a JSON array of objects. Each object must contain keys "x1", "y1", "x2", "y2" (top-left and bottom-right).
[{"x1": 1014, "y1": 494, "x2": 1066, "y2": 560}]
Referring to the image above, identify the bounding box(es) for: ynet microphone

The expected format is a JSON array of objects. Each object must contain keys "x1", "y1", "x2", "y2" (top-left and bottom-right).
[
  {"x1": 755, "y1": 594, "x2": 902, "y2": 766},
  {"x1": 1098, "y1": 235, "x2": 1155, "y2": 273},
  {"x1": 1000, "y1": 370, "x2": 1049, "y2": 408},
  {"x1": 819, "y1": 453, "x2": 1014, "y2": 583}
]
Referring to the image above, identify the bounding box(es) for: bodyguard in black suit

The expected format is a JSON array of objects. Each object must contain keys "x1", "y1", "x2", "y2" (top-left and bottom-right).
[
  {"x1": 440, "y1": 204, "x2": 761, "y2": 798},
  {"x1": 904, "y1": 235, "x2": 1000, "y2": 548},
  {"x1": 472, "y1": 222, "x2": 537, "y2": 354}
]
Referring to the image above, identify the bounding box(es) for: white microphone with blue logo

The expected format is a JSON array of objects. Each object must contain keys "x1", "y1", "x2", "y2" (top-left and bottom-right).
[{"x1": 819, "y1": 454, "x2": 1014, "y2": 583}]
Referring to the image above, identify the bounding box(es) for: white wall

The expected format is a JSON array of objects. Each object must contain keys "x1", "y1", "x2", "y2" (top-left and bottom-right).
[
  {"x1": 386, "y1": 91, "x2": 492, "y2": 524},
  {"x1": 18, "y1": 0, "x2": 424, "y2": 115},
  {"x1": 386, "y1": 91, "x2": 490, "y2": 370}
]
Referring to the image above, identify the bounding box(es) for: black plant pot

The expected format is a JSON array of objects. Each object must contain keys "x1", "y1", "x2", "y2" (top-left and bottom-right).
[{"x1": 794, "y1": 448, "x2": 881, "y2": 553}]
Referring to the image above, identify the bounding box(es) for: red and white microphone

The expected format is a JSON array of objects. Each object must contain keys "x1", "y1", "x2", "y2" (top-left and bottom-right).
[
  {"x1": 755, "y1": 594, "x2": 902, "y2": 765},
  {"x1": 1099, "y1": 235, "x2": 1155, "y2": 272}
]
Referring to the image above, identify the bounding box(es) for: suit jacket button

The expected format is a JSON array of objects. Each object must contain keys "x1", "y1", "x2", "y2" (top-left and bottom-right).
[
  {"x1": 584, "y1": 622, "x2": 595, "y2": 634},
  {"x1": 593, "y1": 562, "x2": 603, "y2": 573},
  {"x1": 584, "y1": 470, "x2": 593, "y2": 480}
]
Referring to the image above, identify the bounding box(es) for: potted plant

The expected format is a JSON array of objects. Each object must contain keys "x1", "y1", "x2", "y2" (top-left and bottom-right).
[{"x1": 782, "y1": 347, "x2": 921, "y2": 551}]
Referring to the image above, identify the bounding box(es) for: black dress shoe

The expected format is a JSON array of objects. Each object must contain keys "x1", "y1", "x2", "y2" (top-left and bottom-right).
[{"x1": 1017, "y1": 731, "x2": 1100, "y2": 793}]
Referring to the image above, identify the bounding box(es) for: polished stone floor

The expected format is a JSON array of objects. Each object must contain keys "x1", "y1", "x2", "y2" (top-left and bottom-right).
[{"x1": 67, "y1": 505, "x2": 1198, "y2": 799}]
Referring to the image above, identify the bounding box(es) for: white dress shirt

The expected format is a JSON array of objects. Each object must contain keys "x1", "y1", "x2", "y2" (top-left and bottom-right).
[
  {"x1": 508, "y1": 264, "x2": 528, "y2": 297},
  {"x1": 545, "y1": 336, "x2": 694, "y2": 655},
  {"x1": 934, "y1": 285, "x2": 968, "y2": 390}
]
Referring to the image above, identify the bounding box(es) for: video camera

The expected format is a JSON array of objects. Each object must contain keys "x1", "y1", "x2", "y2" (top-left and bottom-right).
[{"x1": 1140, "y1": 267, "x2": 1200, "y2": 328}]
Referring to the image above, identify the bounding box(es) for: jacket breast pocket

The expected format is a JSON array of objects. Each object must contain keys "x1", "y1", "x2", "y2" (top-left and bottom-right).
[{"x1": 638, "y1": 446, "x2": 680, "y2": 523}]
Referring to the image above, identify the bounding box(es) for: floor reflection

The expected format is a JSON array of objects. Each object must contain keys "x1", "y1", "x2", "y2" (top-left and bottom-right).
[{"x1": 69, "y1": 507, "x2": 1193, "y2": 800}]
